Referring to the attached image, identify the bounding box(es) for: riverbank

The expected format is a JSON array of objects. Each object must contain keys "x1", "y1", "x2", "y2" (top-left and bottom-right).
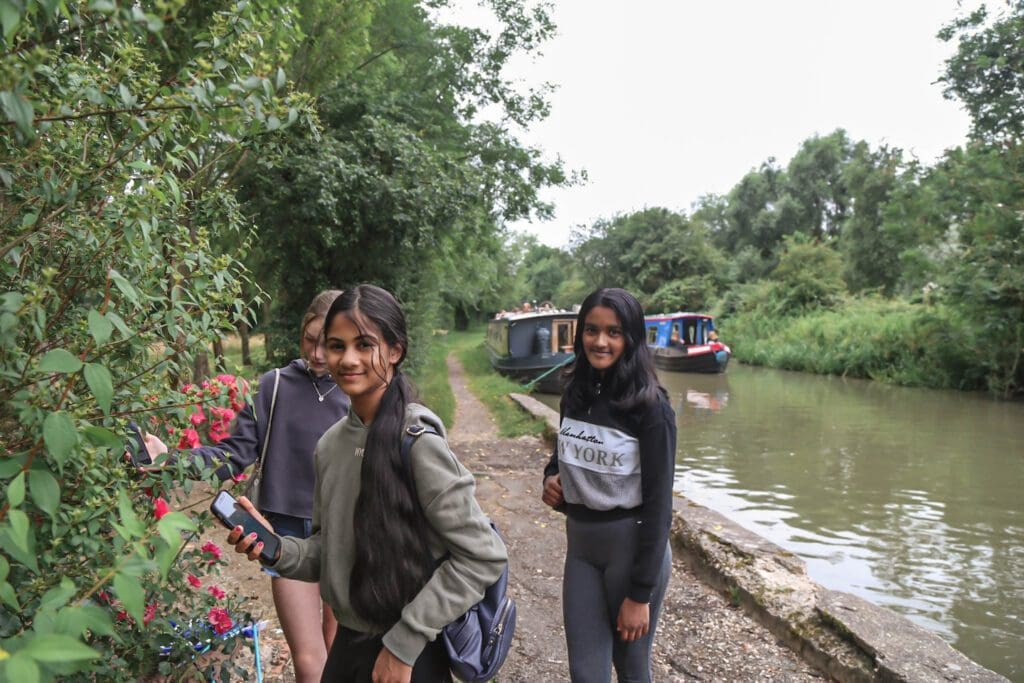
[{"x1": 509, "y1": 394, "x2": 1010, "y2": 683}]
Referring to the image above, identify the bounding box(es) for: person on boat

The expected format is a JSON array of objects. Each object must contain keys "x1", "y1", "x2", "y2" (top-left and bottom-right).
[
  {"x1": 137, "y1": 289, "x2": 348, "y2": 683},
  {"x1": 227, "y1": 284, "x2": 508, "y2": 683},
  {"x1": 707, "y1": 330, "x2": 719, "y2": 343},
  {"x1": 668, "y1": 329, "x2": 686, "y2": 348},
  {"x1": 541, "y1": 287, "x2": 677, "y2": 682}
]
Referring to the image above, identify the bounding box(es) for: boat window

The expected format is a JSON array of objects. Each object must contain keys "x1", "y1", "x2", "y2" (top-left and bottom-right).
[
  {"x1": 553, "y1": 321, "x2": 575, "y2": 353},
  {"x1": 685, "y1": 321, "x2": 698, "y2": 344},
  {"x1": 647, "y1": 325, "x2": 659, "y2": 343}
]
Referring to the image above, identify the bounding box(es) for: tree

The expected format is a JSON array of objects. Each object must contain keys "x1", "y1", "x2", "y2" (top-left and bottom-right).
[
  {"x1": 240, "y1": 0, "x2": 570, "y2": 358},
  {"x1": 939, "y1": 2, "x2": 1024, "y2": 146}
]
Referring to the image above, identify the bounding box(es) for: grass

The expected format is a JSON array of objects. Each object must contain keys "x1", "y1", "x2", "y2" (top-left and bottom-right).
[
  {"x1": 409, "y1": 332, "x2": 457, "y2": 428},
  {"x1": 445, "y1": 326, "x2": 547, "y2": 438}
]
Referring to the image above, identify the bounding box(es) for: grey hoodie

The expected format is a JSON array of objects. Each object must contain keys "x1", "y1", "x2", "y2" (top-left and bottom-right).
[{"x1": 270, "y1": 402, "x2": 508, "y2": 665}]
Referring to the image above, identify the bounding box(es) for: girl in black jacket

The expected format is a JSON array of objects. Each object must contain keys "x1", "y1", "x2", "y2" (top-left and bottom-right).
[{"x1": 542, "y1": 287, "x2": 677, "y2": 682}]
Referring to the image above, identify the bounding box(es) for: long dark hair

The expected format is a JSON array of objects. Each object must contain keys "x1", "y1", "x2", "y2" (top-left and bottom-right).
[
  {"x1": 323, "y1": 284, "x2": 434, "y2": 630},
  {"x1": 562, "y1": 287, "x2": 666, "y2": 414}
]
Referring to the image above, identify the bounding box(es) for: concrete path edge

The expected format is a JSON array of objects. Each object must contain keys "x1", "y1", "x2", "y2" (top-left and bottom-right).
[{"x1": 508, "y1": 393, "x2": 1008, "y2": 683}]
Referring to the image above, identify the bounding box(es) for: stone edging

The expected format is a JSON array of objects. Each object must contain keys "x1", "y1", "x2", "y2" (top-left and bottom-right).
[{"x1": 508, "y1": 393, "x2": 1008, "y2": 683}]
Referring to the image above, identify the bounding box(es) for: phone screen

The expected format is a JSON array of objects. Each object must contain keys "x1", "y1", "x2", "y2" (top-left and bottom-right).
[
  {"x1": 210, "y1": 491, "x2": 280, "y2": 563},
  {"x1": 126, "y1": 421, "x2": 152, "y2": 466}
]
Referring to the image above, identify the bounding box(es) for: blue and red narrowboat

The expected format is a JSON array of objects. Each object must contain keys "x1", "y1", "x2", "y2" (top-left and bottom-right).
[{"x1": 644, "y1": 312, "x2": 730, "y2": 373}]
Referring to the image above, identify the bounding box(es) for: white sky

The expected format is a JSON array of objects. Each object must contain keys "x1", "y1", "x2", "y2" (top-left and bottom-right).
[{"x1": 472, "y1": 1, "x2": 977, "y2": 248}]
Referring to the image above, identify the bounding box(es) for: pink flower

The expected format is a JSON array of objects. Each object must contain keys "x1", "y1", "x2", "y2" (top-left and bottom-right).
[
  {"x1": 116, "y1": 610, "x2": 129, "y2": 622},
  {"x1": 189, "y1": 408, "x2": 207, "y2": 426},
  {"x1": 177, "y1": 428, "x2": 200, "y2": 449},
  {"x1": 208, "y1": 607, "x2": 232, "y2": 635},
  {"x1": 216, "y1": 374, "x2": 237, "y2": 387},
  {"x1": 153, "y1": 497, "x2": 170, "y2": 520},
  {"x1": 181, "y1": 383, "x2": 195, "y2": 394},
  {"x1": 98, "y1": 590, "x2": 111, "y2": 604},
  {"x1": 207, "y1": 585, "x2": 226, "y2": 600},
  {"x1": 143, "y1": 602, "x2": 158, "y2": 625},
  {"x1": 231, "y1": 472, "x2": 248, "y2": 483},
  {"x1": 201, "y1": 540, "x2": 222, "y2": 562},
  {"x1": 187, "y1": 573, "x2": 202, "y2": 588},
  {"x1": 208, "y1": 426, "x2": 230, "y2": 443},
  {"x1": 230, "y1": 399, "x2": 246, "y2": 413}
]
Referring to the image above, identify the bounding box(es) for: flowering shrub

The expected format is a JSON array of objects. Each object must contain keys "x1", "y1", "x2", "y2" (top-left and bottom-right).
[{"x1": 0, "y1": 2, "x2": 312, "y2": 680}]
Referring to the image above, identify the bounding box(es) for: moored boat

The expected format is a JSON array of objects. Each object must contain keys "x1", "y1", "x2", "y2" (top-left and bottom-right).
[
  {"x1": 645, "y1": 312, "x2": 730, "y2": 373},
  {"x1": 486, "y1": 311, "x2": 577, "y2": 393}
]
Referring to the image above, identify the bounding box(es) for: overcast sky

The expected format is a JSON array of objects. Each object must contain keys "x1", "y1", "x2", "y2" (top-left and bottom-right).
[{"x1": 470, "y1": 1, "x2": 978, "y2": 248}]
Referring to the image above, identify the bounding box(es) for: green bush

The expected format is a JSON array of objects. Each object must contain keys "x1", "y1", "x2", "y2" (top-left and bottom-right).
[{"x1": 0, "y1": 2, "x2": 311, "y2": 679}]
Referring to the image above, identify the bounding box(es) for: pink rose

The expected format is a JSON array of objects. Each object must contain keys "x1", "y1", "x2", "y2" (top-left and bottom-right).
[
  {"x1": 143, "y1": 602, "x2": 158, "y2": 625},
  {"x1": 208, "y1": 607, "x2": 232, "y2": 635},
  {"x1": 153, "y1": 497, "x2": 170, "y2": 520},
  {"x1": 207, "y1": 585, "x2": 226, "y2": 600},
  {"x1": 189, "y1": 408, "x2": 206, "y2": 426},
  {"x1": 187, "y1": 573, "x2": 202, "y2": 588},
  {"x1": 201, "y1": 540, "x2": 223, "y2": 562},
  {"x1": 177, "y1": 428, "x2": 200, "y2": 449}
]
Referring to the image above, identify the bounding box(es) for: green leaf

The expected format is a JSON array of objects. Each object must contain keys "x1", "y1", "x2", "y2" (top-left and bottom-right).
[
  {"x1": 0, "y1": 580, "x2": 19, "y2": 610},
  {"x1": 0, "y1": 555, "x2": 7, "y2": 582},
  {"x1": 156, "y1": 511, "x2": 195, "y2": 547},
  {"x1": 38, "y1": 577, "x2": 76, "y2": 611},
  {"x1": 276, "y1": 67, "x2": 286, "y2": 90},
  {"x1": 28, "y1": 469, "x2": 60, "y2": 517},
  {"x1": 0, "y1": 90, "x2": 33, "y2": 139},
  {"x1": 153, "y1": 538, "x2": 179, "y2": 581},
  {"x1": 55, "y1": 604, "x2": 115, "y2": 638},
  {"x1": 4, "y1": 652, "x2": 40, "y2": 683},
  {"x1": 7, "y1": 470, "x2": 24, "y2": 506},
  {"x1": 83, "y1": 363, "x2": 113, "y2": 414},
  {"x1": 22, "y1": 634, "x2": 101, "y2": 663},
  {"x1": 108, "y1": 269, "x2": 139, "y2": 305},
  {"x1": 0, "y1": 1, "x2": 21, "y2": 41},
  {"x1": 81, "y1": 425, "x2": 121, "y2": 450},
  {"x1": 43, "y1": 411, "x2": 77, "y2": 464},
  {"x1": 37, "y1": 349, "x2": 82, "y2": 373},
  {"x1": 7, "y1": 508, "x2": 29, "y2": 552},
  {"x1": 87, "y1": 309, "x2": 113, "y2": 346},
  {"x1": 112, "y1": 573, "x2": 144, "y2": 624}
]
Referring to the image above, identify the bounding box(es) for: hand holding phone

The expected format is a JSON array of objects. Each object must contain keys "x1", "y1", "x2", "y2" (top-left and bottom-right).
[
  {"x1": 210, "y1": 491, "x2": 280, "y2": 564},
  {"x1": 125, "y1": 421, "x2": 152, "y2": 467}
]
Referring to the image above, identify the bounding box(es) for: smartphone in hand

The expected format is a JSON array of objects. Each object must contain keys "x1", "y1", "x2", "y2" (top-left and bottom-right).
[
  {"x1": 209, "y1": 490, "x2": 280, "y2": 563},
  {"x1": 126, "y1": 421, "x2": 152, "y2": 467}
]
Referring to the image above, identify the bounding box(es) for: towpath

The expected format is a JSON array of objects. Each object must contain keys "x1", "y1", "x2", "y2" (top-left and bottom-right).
[{"x1": 444, "y1": 354, "x2": 826, "y2": 682}]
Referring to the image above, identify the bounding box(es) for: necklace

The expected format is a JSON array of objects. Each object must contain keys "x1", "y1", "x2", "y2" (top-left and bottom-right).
[{"x1": 309, "y1": 372, "x2": 339, "y2": 403}]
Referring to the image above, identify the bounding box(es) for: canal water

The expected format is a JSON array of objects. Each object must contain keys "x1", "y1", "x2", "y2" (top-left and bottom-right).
[{"x1": 536, "y1": 364, "x2": 1024, "y2": 680}]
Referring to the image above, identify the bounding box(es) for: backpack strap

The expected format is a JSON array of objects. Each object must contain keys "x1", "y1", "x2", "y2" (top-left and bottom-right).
[
  {"x1": 400, "y1": 424, "x2": 440, "y2": 510},
  {"x1": 248, "y1": 368, "x2": 280, "y2": 494}
]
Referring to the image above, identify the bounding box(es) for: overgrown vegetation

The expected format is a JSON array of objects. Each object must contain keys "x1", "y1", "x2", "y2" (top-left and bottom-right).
[{"x1": 505, "y1": 3, "x2": 1024, "y2": 398}]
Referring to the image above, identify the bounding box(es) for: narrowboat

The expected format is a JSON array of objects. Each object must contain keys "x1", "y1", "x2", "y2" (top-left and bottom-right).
[
  {"x1": 486, "y1": 311, "x2": 577, "y2": 393},
  {"x1": 645, "y1": 312, "x2": 730, "y2": 373}
]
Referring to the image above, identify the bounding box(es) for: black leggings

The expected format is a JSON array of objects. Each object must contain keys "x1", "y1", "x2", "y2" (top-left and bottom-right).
[
  {"x1": 563, "y1": 515, "x2": 672, "y2": 683},
  {"x1": 320, "y1": 626, "x2": 452, "y2": 683}
]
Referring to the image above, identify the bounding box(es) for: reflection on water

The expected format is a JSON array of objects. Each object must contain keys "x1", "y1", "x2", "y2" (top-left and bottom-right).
[{"x1": 535, "y1": 365, "x2": 1024, "y2": 679}]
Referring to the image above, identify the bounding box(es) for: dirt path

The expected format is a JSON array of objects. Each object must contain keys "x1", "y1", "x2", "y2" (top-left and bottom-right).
[{"x1": 204, "y1": 356, "x2": 829, "y2": 681}]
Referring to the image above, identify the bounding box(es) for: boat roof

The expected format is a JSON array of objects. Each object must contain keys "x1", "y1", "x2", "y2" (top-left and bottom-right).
[
  {"x1": 645, "y1": 312, "x2": 715, "y2": 321},
  {"x1": 498, "y1": 310, "x2": 576, "y2": 321}
]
